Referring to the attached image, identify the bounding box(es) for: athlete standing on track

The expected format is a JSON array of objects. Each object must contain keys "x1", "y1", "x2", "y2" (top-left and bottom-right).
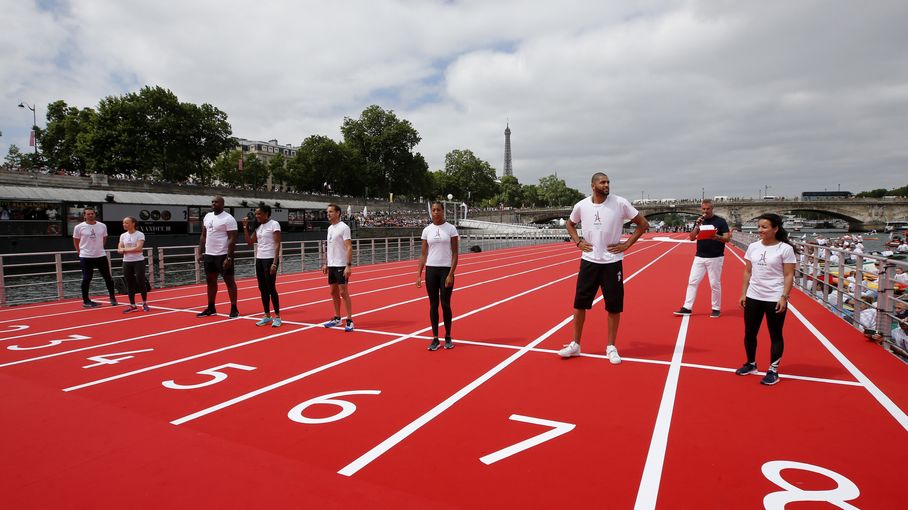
[
  {"x1": 559, "y1": 172, "x2": 649, "y2": 364},
  {"x1": 416, "y1": 202, "x2": 459, "y2": 351},
  {"x1": 73, "y1": 206, "x2": 118, "y2": 308},
  {"x1": 736, "y1": 213, "x2": 798, "y2": 386},
  {"x1": 196, "y1": 196, "x2": 240, "y2": 318},
  {"x1": 674, "y1": 199, "x2": 731, "y2": 318},
  {"x1": 243, "y1": 205, "x2": 283, "y2": 328},
  {"x1": 117, "y1": 216, "x2": 149, "y2": 313},
  {"x1": 322, "y1": 204, "x2": 354, "y2": 332}
]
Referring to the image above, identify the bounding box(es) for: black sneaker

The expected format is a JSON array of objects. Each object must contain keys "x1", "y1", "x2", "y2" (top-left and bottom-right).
[
  {"x1": 228, "y1": 308, "x2": 240, "y2": 318},
  {"x1": 444, "y1": 339, "x2": 454, "y2": 350},
  {"x1": 428, "y1": 338, "x2": 440, "y2": 351},
  {"x1": 82, "y1": 301, "x2": 101, "y2": 309},
  {"x1": 673, "y1": 307, "x2": 692, "y2": 316},
  {"x1": 760, "y1": 370, "x2": 780, "y2": 386},
  {"x1": 709, "y1": 309, "x2": 721, "y2": 318},
  {"x1": 110, "y1": 299, "x2": 119, "y2": 307},
  {"x1": 196, "y1": 308, "x2": 216, "y2": 317},
  {"x1": 735, "y1": 362, "x2": 758, "y2": 376}
]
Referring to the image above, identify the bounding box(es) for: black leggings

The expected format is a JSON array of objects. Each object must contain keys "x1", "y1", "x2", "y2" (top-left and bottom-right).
[
  {"x1": 425, "y1": 266, "x2": 454, "y2": 339},
  {"x1": 255, "y1": 258, "x2": 280, "y2": 315},
  {"x1": 743, "y1": 296, "x2": 787, "y2": 371},
  {"x1": 122, "y1": 260, "x2": 148, "y2": 304},
  {"x1": 80, "y1": 256, "x2": 115, "y2": 303}
]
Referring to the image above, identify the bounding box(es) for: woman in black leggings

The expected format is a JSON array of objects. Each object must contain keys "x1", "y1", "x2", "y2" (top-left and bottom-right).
[
  {"x1": 117, "y1": 216, "x2": 149, "y2": 312},
  {"x1": 736, "y1": 213, "x2": 798, "y2": 385},
  {"x1": 242, "y1": 205, "x2": 283, "y2": 327},
  {"x1": 416, "y1": 202, "x2": 459, "y2": 351}
]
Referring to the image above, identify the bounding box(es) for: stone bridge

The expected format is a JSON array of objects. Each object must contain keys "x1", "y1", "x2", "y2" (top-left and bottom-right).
[{"x1": 471, "y1": 199, "x2": 908, "y2": 231}]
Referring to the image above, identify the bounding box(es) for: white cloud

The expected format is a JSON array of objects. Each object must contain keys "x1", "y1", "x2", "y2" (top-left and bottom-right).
[{"x1": 1, "y1": 0, "x2": 906, "y2": 200}]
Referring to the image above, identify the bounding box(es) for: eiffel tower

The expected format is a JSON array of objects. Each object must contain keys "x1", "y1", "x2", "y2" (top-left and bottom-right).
[{"x1": 503, "y1": 123, "x2": 513, "y2": 177}]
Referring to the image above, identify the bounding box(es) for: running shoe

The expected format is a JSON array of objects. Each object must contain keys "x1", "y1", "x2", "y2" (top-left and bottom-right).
[
  {"x1": 760, "y1": 370, "x2": 780, "y2": 386},
  {"x1": 558, "y1": 341, "x2": 580, "y2": 358},
  {"x1": 196, "y1": 307, "x2": 217, "y2": 317},
  {"x1": 142, "y1": 303, "x2": 150, "y2": 312},
  {"x1": 344, "y1": 320, "x2": 355, "y2": 332},
  {"x1": 110, "y1": 299, "x2": 118, "y2": 307},
  {"x1": 444, "y1": 338, "x2": 454, "y2": 350},
  {"x1": 272, "y1": 318, "x2": 282, "y2": 328},
  {"x1": 673, "y1": 307, "x2": 692, "y2": 316},
  {"x1": 606, "y1": 345, "x2": 622, "y2": 365},
  {"x1": 323, "y1": 317, "x2": 342, "y2": 328},
  {"x1": 428, "y1": 338, "x2": 440, "y2": 351},
  {"x1": 735, "y1": 362, "x2": 758, "y2": 376},
  {"x1": 256, "y1": 317, "x2": 273, "y2": 327},
  {"x1": 83, "y1": 301, "x2": 101, "y2": 309},
  {"x1": 228, "y1": 308, "x2": 240, "y2": 319},
  {"x1": 709, "y1": 309, "x2": 721, "y2": 318},
  {"x1": 122, "y1": 305, "x2": 138, "y2": 314}
]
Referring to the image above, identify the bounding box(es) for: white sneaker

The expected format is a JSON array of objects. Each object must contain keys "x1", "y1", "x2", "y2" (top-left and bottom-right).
[
  {"x1": 606, "y1": 345, "x2": 622, "y2": 365},
  {"x1": 558, "y1": 341, "x2": 580, "y2": 358}
]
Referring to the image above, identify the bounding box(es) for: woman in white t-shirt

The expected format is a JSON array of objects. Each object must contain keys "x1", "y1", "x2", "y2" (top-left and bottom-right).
[
  {"x1": 117, "y1": 216, "x2": 149, "y2": 312},
  {"x1": 416, "y1": 202, "x2": 459, "y2": 351},
  {"x1": 736, "y1": 213, "x2": 798, "y2": 386},
  {"x1": 242, "y1": 205, "x2": 283, "y2": 327}
]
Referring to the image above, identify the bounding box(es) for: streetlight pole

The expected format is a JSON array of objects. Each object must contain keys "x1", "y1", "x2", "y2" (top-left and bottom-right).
[{"x1": 18, "y1": 102, "x2": 38, "y2": 155}]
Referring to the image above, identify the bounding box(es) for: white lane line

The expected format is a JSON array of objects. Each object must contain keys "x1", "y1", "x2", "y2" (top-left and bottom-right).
[
  {"x1": 0, "y1": 320, "x2": 225, "y2": 368},
  {"x1": 726, "y1": 244, "x2": 908, "y2": 430},
  {"x1": 338, "y1": 241, "x2": 680, "y2": 477},
  {"x1": 61, "y1": 248, "x2": 590, "y2": 390},
  {"x1": 633, "y1": 315, "x2": 690, "y2": 510},
  {"x1": 789, "y1": 305, "x2": 908, "y2": 431},
  {"x1": 0, "y1": 308, "x2": 185, "y2": 342},
  {"x1": 172, "y1": 269, "x2": 588, "y2": 426}
]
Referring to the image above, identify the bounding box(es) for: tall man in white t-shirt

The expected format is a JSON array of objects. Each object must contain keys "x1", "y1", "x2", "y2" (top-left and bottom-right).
[
  {"x1": 73, "y1": 206, "x2": 118, "y2": 308},
  {"x1": 322, "y1": 203, "x2": 354, "y2": 332},
  {"x1": 559, "y1": 172, "x2": 649, "y2": 364},
  {"x1": 196, "y1": 196, "x2": 240, "y2": 318}
]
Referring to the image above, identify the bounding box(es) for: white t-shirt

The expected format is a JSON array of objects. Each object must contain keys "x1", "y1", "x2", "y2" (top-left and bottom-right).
[
  {"x1": 203, "y1": 211, "x2": 238, "y2": 256},
  {"x1": 421, "y1": 222, "x2": 459, "y2": 267},
  {"x1": 255, "y1": 219, "x2": 281, "y2": 259},
  {"x1": 326, "y1": 221, "x2": 351, "y2": 267},
  {"x1": 745, "y1": 241, "x2": 797, "y2": 301},
  {"x1": 73, "y1": 221, "x2": 108, "y2": 258},
  {"x1": 569, "y1": 195, "x2": 638, "y2": 264},
  {"x1": 891, "y1": 327, "x2": 908, "y2": 351},
  {"x1": 119, "y1": 231, "x2": 146, "y2": 262}
]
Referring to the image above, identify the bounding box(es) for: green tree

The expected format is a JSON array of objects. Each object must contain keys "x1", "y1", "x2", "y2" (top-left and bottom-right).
[
  {"x1": 495, "y1": 175, "x2": 523, "y2": 207},
  {"x1": 521, "y1": 184, "x2": 540, "y2": 207},
  {"x1": 4, "y1": 144, "x2": 23, "y2": 170},
  {"x1": 267, "y1": 153, "x2": 289, "y2": 190},
  {"x1": 340, "y1": 105, "x2": 427, "y2": 197},
  {"x1": 440, "y1": 149, "x2": 498, "y2": 203},
  {"x1": 537, "y1": 174, "x2": 584, "y2": 206},
  {"x1": 287, "y1": 135, "x2": 353, "y2": 194},
  {"x1": 86, "y1": 86, "x2": 232, "y2": 182},
  {"x1": 40, "y1": 100, "x2": 97, "y2": 175}
]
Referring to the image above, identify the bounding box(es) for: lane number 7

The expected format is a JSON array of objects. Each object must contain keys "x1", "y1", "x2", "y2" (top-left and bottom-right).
[{"x1": 480, "y1": 414, "x2": 575, "y2": 465}]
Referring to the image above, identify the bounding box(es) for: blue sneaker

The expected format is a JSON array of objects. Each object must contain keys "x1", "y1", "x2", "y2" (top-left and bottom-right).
[
  {"x1": 256, "y1": 317, "x2": 273, "y2": 327},
  {"x1": 83, "y1": 301, "x2": 101, "y2": 309},
  {"x1": 272, "y1": 318, "x2": 282, "y2": 328},
  {"x1": 142, "y1": 303, "x2": 150, "y2": 312},
  {"x1": 760, "y1": 370, "x2": 780, "y2": 386},
  {"x1": 344, "y1": 320, "x2": 355, "y2": 332},
  {"x1": 324, "y1": 317, "x2": 342, "y2": 328},
  {"x1": 735, "y1": 362, "x2": 758, "y2": 376},
  {"x1": 122, "y1": 305, "x2": 138, "y2": 314}
]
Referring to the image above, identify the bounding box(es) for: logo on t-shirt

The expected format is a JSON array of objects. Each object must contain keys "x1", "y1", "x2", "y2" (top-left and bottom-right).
[
  {"x1": 758, "y1": 251, "x2": 768, "y2": 265},
  {"x1": 593, "y1": 211, "x2": 602, "y2": 225},
  {"x1": 434, "y1": 228, "x2": 441, "y2": 238},
  {"x1": 87, "y1": 227, "x2": 97, "y2": 239}
]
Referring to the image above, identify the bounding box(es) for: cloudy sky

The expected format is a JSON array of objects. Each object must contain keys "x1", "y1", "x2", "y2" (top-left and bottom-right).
[{"x1": 2, "y1": 0, "x2": 906, "y2": 200}]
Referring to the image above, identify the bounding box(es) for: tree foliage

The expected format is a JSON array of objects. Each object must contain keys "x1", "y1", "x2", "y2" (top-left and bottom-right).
[
  {"x1": 287, "y1": 135, "x2": 352, "y2": 194},
  {"x1": 341, "y1": 105, "x2": 429, "y2": 198},
  {"x1": 40, "y1": 100, "x2": 95, "y2": 175},
  {"x1": 437, "y1": 149, "x2": 498, "y2": 202},
  {"x1": 856, "y1": 185, "x2": 908, "y2": 198},
  {"x1": 537, "y1": 174, "x2": 585, "y2": 206}
]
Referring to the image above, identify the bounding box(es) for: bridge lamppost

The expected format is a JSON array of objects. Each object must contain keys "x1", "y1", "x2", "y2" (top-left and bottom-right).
[{"x1": 18, "y1": 101, "x2": 38, "y2": 156}]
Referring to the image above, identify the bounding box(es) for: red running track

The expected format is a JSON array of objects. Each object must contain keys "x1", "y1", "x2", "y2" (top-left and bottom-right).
[{"x1": 1, "y1": 234, "x2": 906, "y2": 509}]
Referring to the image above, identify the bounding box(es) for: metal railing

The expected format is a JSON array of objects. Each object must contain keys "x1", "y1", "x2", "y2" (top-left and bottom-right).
[
  {"x1": 733, "y1": 233, "x2": 908, "y2": 359},
  {"x1": 0, "y1": 232, "x2": 568, "y2": 307}
]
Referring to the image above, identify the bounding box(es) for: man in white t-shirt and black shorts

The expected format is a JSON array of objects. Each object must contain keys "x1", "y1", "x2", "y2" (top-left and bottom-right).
[
  {"x1": 322, "y1": 203, "x2": 354, "y2": 332},
  {"x1": 559, "y1": 172, "x2": 649, "y2": 364},
  {"x1": 196, "y1": 196, "x2": 240, "y2": 318},
  {"x1": 73, "y1": 207, "x2": 118, "y2": 308}
]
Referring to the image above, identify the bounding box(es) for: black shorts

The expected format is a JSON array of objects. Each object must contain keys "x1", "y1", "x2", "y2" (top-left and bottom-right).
[
  {"x1": 327, "y1": 266, "x2": 349, "y2": 285},
  {"x1": 203, "y1": 254, "x2": 234, "y2": 277},
  {"x1": 574, "y1": 259, "x2": 624, "y2": 312}
]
